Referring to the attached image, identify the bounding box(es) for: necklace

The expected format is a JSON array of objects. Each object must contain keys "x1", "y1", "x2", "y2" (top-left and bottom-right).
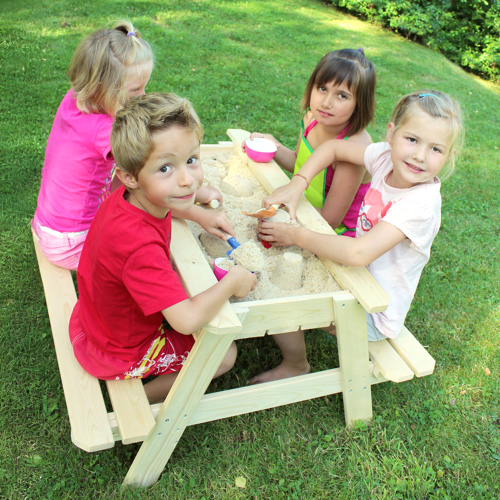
[{"x1": 131, "y1": 193, "x2": 150, "y2": 215}]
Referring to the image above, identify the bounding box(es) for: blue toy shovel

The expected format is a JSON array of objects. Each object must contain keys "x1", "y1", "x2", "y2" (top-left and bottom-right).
[
  {"x1": 226, "y1": 236, "x2": 241, "y2": 256},
  {"x1": 213, "y1": 232, "x2": 241, "y2": 280}
]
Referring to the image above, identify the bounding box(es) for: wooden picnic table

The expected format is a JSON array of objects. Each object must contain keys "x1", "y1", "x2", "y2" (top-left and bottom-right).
[{"x1": 33, "y1": 129, "x2": 435, "y2": 488}]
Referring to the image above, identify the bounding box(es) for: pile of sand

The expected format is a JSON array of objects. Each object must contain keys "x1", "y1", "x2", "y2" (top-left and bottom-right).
[{"x1": 186, "y1": 150, "x2": 342, "y2": 302}]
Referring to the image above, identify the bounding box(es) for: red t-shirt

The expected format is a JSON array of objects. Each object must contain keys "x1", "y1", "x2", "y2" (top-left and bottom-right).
[{"x1": 69, "y1": 185, "x2": 189, "y2": 372}]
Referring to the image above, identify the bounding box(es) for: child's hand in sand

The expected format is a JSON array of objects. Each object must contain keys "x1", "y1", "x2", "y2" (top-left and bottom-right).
[
  {"x1": 196, "y1": 186, "x2": 223, "y2": 206},
  {"x1": 258, "y1": 219, "x2": 304, "y2": 247},
  {"x1": 262, "y1": 175, "x2": 307, "y2": 220},
  {"x1": 198, "y1": 210, "x2": 236, "y2": 240},
  {"x1": 224, "y1": 265, "x2": 257, "y2": 297},
  {"x1": 242, "y1": 133, "x2": 280, "y2": 151}
]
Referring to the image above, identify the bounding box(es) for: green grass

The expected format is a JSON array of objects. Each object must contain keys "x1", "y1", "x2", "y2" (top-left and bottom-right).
[{"x1": 1, "y1": 0, "x2": 499, "y2": 498}]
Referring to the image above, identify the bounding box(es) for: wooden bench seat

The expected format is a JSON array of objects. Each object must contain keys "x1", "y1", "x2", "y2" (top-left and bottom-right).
[
  {"x1": 33, "y1": 231, "x2": 155, "y2": 451},
  {"x1": 368, "y1": 326, "x2": 435, "y2": 383}
]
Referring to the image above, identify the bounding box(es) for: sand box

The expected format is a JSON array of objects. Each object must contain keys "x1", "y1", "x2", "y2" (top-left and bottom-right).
[
  {"x1": 185, "y1": 150, "x2": 342, "y2": 301},
  {"x1": 270, "y1": 252, "x2": 303, "y2": 291}
]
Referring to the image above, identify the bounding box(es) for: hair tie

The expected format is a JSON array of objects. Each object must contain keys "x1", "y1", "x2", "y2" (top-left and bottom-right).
[
  {"x1": 419, "y1": 93, "x2": 434, "y2": 98},
  {"x1": 357, "y1": 48, "x2": 364, "y2": 53},
  {"x1": 127, "y1": 31, "x2": 136, "y2": 37}
]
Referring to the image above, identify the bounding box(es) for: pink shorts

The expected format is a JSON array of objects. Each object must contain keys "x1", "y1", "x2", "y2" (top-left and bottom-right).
[{"x1": 32, "y1": 215, "x2": 87, "y2": 270}]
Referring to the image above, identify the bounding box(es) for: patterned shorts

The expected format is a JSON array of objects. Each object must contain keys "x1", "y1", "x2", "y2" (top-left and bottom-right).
[{"x1": 118, "y1": 326, "x2": 195, "y2": 380}]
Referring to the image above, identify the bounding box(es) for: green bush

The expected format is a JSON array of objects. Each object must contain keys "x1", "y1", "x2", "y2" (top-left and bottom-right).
[{"x1": 330, "y1": 0, "x2": 500, "y2": 81}]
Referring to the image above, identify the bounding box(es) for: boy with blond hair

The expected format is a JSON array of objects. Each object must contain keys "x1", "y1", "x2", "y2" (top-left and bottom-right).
[{"x1": 69, "y1": 93, "x2": 256, "y2": 403}]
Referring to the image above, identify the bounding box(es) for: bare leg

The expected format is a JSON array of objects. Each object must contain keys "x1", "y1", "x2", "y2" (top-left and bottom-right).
[
  {"x1": 144, "y1": 341, "x2": 238, "y2": 404},
  {"x1": 144, "y1": 372, "x2": 178, "y2": 404},
  {"x1": 323, "y1": 324, "x2": 336, "y2": 336},
  {"x1": 248, "y1": 330, "x2": 310, "y2": 385}
]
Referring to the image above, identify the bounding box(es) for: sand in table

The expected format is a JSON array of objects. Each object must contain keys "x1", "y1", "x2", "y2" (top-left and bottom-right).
[
  {"x1": 220, "y1": 174, "x2": 254, "y2": 197},
  {"x1": 216, "y1": 258, "x2": 234, "y2": 271},
  {"x1": 270, "y1": 252, "x2": 303, "y2": 291},
  {"x1": 231, "y1": 241, "x2": 265, "y2": 272},
  {"x1": 200, "y1": 232, "x2": 232, "y2": 259},
  {"x1": 185, "y1": 151, "x2": 342, "y2": 301}
]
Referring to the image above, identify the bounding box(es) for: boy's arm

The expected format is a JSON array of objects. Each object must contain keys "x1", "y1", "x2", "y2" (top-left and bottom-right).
[
  {"x1": 195, "y1": 185, "x2": 223, "y2": 205},
  {"x1": 258, "y1": 219, "x2": 406, "y2": 267},
  {"x1": 171, "y1": 205, "x2": 236, "y2": 239},
  {"x1": 162, "y1": 266, "x2": 257, "y2": 334}
]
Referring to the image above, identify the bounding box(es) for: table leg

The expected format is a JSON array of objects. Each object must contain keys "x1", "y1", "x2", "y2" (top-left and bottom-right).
[
  {"x1": 333, "y1": 295, "x2": 373, "y2": 427},
  {"x1": 122, "y1": 329, "x2": 235, "y2": 488}
]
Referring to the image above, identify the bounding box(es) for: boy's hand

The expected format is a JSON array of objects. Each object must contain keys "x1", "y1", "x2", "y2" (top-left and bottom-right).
[
  {"x1": 242, "y1": 133, "x2": 281, "y2": 151},
  {"x1": 224, "y1": 265, "x2": 257, "y2": 297},
  {"x1": 196, "y1": 186, "x2": 223, "y2": 205},
  {"x1": 258, "y1": 219, "x2": 303, "y2": 247},
  {"x1": 262, "y1": 175, "x2": 306, "y2": 220},
  {"x1": 199, "y1": 210, "x2": 236, "y2": 239}
]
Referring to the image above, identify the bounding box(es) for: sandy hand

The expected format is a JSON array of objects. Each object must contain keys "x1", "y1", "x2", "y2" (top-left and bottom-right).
[
  {"x1": 196, "y1": 185, "x2": 223, "y2": 206},
  {"x1": 258, "y1": 219, "x2": 302, "y2": 247},
  {"x1": 199, "y1": 210, "x2": 235, "y2": 239},
  {"x1": 262, "y1": 175, "x2": 307, "y2": 220},
  {"x1": 225, "y1": 265, "x2": 257, "y2": 297}
]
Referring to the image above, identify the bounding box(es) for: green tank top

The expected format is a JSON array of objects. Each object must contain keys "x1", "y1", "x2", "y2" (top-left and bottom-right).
[{"x1": 293, "y1": 117, "x2": 349, "y2": 208}]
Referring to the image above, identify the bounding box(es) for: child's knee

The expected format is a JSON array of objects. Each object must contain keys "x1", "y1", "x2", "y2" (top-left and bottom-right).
[{"x1": 220, "y1": 341, "x2": 237, "y2": 374}]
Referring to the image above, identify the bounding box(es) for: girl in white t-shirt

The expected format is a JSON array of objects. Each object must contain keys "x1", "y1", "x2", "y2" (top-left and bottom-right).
[{"x1": 251, "y1": 90, "x2": 463, "y2": 383}]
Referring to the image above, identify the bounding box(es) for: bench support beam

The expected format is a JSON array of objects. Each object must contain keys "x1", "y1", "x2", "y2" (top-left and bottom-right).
[
  {"x1": 333, "y1": 294, "x2": 373, "y2": 427},
  {"x1": 122, "y1": 328, "x2": 235, "y2": 488}
]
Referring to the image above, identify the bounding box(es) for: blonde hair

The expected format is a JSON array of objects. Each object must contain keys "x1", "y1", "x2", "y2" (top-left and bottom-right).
[
  {"x1": 301, "y1": 49, "x2": 376, "y2": 136},
  {"x1": 68, "y1": 20, "x2": 153, "y2": 116},
  {"x1": 111, "y1": 92, "x2": 204, "y2": 178},
  {"x1": 391, "y1": 90, "x2": 464, "y2": 181}
]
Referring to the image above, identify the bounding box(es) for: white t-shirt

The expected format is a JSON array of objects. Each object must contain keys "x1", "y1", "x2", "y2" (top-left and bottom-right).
[{"x1": 357, "y1": 142, "x2": 442, "y2": 338}]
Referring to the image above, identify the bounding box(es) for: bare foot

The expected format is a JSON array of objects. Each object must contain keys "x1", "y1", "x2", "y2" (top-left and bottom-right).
[{"x1": 248, "y1": 362, "x2": 311, "y2": 385}]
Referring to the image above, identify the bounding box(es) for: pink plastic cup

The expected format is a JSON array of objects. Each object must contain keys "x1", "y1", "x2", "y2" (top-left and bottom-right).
[
  {"x1": 244, "y1": 138, "x2": 277, "y2": 163},
  {"x1": 213, "y1": 257, "x2": 229, "y2": 281}
]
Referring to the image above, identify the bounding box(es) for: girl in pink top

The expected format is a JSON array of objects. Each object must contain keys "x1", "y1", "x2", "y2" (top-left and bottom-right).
[{"x1": 32, "y1": 21, "x2": 154, "y2": 270}]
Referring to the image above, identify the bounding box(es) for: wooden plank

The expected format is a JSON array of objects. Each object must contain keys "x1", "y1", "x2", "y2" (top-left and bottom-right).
[
  {"x1": 170, "y1": 218, "x2": 242, "y2": 336},
  {"x1": 122, "y1": 329, "x2": 236, "y2": 488},
  {"x1": 226, "y1": 128, "x2": 390, "y2": 314},
  {"x1": 232, "y1": 292, "x2": 337, "y2": 337},
  {"x1": 200, "y1": 144, "x2": 233, "y2": 154},
  {"x1": 368, "y1": 340, "x2": 414, "y2": 383},
  {"x1": 109, "y1": 361, "x2": 389, "y2": 441},
  {"x1": 32, "y1": 231, "x2": 114, "y2": 452},
  {"x1": 388, "y1": 326, "x2": 435, "y2": 377},
  {"x1": 300, "y1": 321, "x2": 333, "y2": 330},
  {"x1": 333, "y1": 294, "x2": 373, "y2": 427},
  {"x1": 235, "y1": 330, "x2": 267, "y2": 340},
  {"x1": 106, "y1": 379, "x2": 155, "y2": 445}
]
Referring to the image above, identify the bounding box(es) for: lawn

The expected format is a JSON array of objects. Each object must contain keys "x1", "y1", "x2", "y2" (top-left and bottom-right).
[{"x1": 1, "y1": 0, "x2": 499, "y2": 498}]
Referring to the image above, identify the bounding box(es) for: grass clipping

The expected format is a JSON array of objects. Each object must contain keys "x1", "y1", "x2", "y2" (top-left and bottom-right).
[{"x1": 187, "y1": 151, "x2": 342, "y2": 302}]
